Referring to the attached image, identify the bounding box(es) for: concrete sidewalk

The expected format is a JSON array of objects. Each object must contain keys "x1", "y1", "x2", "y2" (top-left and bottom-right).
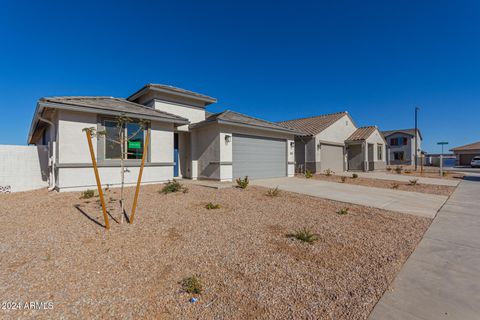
[
  {"x1": 337, "y1": 171, "x2": 460, "y2": 187},
  {"x1": 369, "y1": 176, "x2": 480, "y2": 320},
  {"x1": 251, "y1": 177, "x2": 447, "y2": 218}
]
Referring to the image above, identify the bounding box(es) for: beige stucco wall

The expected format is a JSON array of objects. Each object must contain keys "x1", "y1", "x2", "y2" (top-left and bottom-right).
[
  {"x1": 365, "y1": 129, "x2": 387, "y2": 170},
  {"x1": 316, "y1": 114, "x2": 357, "y2": 144},
  {"x1": 55, "y1": 109, "x2": 175, "y2": 191},
  {"x1": 310, "y1": 114, "x2": 357, "y2": 172},
  {"x1": 191, "y1": 123, "x2": 295, "y2": 181},
  {"x1": 56, "y1": 166, "x2": 173, "y2": 192},
  {"x1": 191, "y1": 124, "x2": 221, "y2": 180},
  {"x1": 58, "y1": 110, "x2": 97, "y2": 164},
  {"x1": 153, "y1": 100, "x2": 206, "y2": 131}
]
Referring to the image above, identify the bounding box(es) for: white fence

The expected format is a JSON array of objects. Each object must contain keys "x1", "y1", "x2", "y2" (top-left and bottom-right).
[{"x1": 0, "y1": 145, "x2": 49, "y2": 193}]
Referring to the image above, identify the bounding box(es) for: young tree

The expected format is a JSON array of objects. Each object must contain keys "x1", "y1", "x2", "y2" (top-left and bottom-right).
[{"x1": 84, "y1": 114, "x2": 149, "y2": 223}]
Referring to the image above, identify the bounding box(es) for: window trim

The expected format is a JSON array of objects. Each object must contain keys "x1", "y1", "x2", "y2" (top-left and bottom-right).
[
  {"x1": 377, "y1": 144, "x2": 383, "y2": 161},
  {"x1": 98, "y1": 116, "x2": 150, "y2": 163}
]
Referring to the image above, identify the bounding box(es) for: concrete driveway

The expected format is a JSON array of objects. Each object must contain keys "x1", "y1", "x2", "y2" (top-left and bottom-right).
[
  {"x1": 337, "y1": 171, "x2": 459, "y2": 187},
  {"x1": 252, "y1": 177, "x2": 448, "y2": 218}
]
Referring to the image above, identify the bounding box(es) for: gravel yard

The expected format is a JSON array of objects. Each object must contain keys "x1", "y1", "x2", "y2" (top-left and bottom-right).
[
  {"x1": 308, "y1": 174, "x2": 456, "y2": 196},
  {"x1": 0, "y1": 183, "x2": 431, "y2": 319},
  {"x1": 386, "y1": 166, "x2": 464, "y2": 180}
]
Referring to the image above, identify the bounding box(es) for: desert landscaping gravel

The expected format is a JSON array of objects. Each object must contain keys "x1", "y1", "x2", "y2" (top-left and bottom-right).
[
  {"x1": 386, "y1": 166, "x2": 464, "y2": 180},
  {"x1": 308, "y1": 174, "x2": 456, "y2": 196},
  {"x1": 0, "y1": 184, "x2": 431, "y2": 319}
]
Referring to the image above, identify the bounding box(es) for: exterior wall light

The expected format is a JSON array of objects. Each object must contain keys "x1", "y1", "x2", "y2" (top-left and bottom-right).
[
  {"x1": 290, "y1": 141, "x2": 295, "y2": 148},
  {"x1": 225, "y1": 135, "x2": 231, "y2": 144}
]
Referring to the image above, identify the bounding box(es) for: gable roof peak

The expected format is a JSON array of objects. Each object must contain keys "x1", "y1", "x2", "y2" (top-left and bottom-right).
[{"x1": 277, "y1": 111, "x2": 352, "y2": 136}]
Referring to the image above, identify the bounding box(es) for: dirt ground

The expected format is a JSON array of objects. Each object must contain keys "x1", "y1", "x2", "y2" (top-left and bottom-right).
[
  {"x1": 0, "y1": 184, "x2": 431, "y2": 319},
  {"x1": 309, "y1": 174, "x2": 456, "y2": 196},
  {"x1": 386, "y1": 165, "x2": 464, "y2": 180}
]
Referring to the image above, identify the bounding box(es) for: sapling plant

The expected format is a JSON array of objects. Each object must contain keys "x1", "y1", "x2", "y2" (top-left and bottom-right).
[{"x1": 83, "y1": 115, "x2": 150, "y2": 223}]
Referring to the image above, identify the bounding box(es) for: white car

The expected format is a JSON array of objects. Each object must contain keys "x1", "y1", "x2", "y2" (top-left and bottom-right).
[{"x1": 471, "y1": 156, "x2": 480, "y2": 168}]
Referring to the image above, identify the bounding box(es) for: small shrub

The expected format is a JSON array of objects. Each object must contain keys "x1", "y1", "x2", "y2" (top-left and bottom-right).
[
  {"x1": 324, "y1": 169, "x2": 334, "y2": 176},
  {"x1": 181, "y1": 275, "x2": 203, "y2": 294},
  {"x1": 182, "y1": 187, "x2": 189, "y2": 194},
  {"x1": 305, "y1": 170, "x2": 313, "y2": 179},
  {"x1": 236, "y1": 176, "x2": 249, "y2": 189},
  {"x1": 287, "y1": 228, "x2": 317, "y2": 244},
  {"x1": 266, "y1": 186, "x2": 280, "y2": 197},
  {"x1": 205, "y1": 202, "x2": 220, "y2": 210},
  {"x1": 337, "y1": 208, "x2": 349, "y2": 215},
  {"x1": 395, "y1": 166, "x2": 403, "y2": 174},
  {"x1": 161, "y1": 180, "x2": 184, "y2": 194},
  {"x1": 352, "y1": 173, "x2": 358, "y2": 179},
  {"x1": 340, "y1": 176, "x2": 347, "y2": 183},
  {"x1": 409, "y1": 179, "x2": 419, "y2": 186},
  {"x1": 386, "y1": 167, "x2": 392, "y2": 172},
  {"x1": 404, "y1": 170, "x2": 412, "y2": 174},
  {"x1": 392, "y1": 183, "x2": 400, "y2": 189},
  {"x1": 442, "y1": 171, "x2": 447, "y2": 177},
  {"x1": 80, "y1": 189, "x2": 95, "y2": 199}
]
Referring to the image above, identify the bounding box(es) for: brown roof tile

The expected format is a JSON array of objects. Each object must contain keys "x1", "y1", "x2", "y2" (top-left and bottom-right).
[
  {"x1": 346, "y1": 126, "x2": 377, "y2": 141},
  {"x1": 190, "y1": 110, "x2": 303, "y2": 134},
  {"x1": 450, "y1": 141, "x2": 480, "y2": 151},
  {"x1": 277, "y1": 111, "x2": 348, "y2": 136},
  {"x1": 40, "y1": 96, "x2": 189, "y2": 122}
]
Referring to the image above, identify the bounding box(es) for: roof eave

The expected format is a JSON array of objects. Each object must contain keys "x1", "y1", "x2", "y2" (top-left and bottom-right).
[
  {"x1": 190, "y1": 118, "x2": 304, "y2": 136},
  {"x1": 28, "y1": 101, "x2": 189, "y2": 144},
  {"x1": 127, "y1": 85, "x2": 217, "y2": 105}
]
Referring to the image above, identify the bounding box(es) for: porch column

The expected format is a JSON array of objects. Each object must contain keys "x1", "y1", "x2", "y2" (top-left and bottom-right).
[
  {"x1": 190, "y1": 131, "x2": 198, "y2": 180},
  {"x1": 363, "y1": 141, "x2": 368, "y2": 172}
]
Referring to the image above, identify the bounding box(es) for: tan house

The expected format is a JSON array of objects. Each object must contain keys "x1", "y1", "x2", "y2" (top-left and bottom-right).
[
  {"x1": 278, "y1": 112, "x2": 386, "y2": 173},
  {"x1": 25, "y1": 84, "x2": 300, "y2": 192},
  {"x1": 450, "y1": 141, "x2": 480, "y2": 166}
]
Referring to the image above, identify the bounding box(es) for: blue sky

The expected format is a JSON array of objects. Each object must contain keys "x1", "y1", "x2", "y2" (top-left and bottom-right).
[{"x1": 0, "y1": 0, "x2": 478, "y2": 152}]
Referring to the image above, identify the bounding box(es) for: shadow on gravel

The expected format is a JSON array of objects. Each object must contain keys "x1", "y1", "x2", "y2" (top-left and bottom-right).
[{"x1": 74, "y1": 204, "x2": 119, "y2": 228}]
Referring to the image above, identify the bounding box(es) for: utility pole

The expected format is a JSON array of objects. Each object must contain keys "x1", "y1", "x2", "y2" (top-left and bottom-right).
[{"x1": 415, "y1": 107, "x2": 420, "y2": 171}]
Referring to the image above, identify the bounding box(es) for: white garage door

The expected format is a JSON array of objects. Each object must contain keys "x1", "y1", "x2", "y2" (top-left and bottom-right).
[
  {"x1": 233, "y1": 134, "x2": 287, "y2": 179},
  {"x1": 320, "y1": 144, "x2": 344, "y2": 173}
]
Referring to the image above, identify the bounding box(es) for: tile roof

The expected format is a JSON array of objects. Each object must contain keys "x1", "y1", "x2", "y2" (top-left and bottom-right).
[
  {"x1": 450, "y1": 141, "x2": 480, "y2": 151},
  {"x1": 382, "y1": 128, "x2": 422, "y2": 140},
  {"x1": 190, "y1": 110, "x2": 303, "y2": 134},
  {"x1": 277, "y1": 112, "x2": 348, "y2": 136},
  {"x1": 346, "y1": 126, "x2": 377, "y2": 141},
  {"x1": 127, "y1": 83, "x2": 217, "y2": 104},
  {"x1": 39, "y1": 96, "x2": 189, "y2": 123}
]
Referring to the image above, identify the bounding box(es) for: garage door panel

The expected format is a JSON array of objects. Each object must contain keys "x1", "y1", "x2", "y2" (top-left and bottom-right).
[
  {"x1": 321, "y1": 144, "x2": 345, "y2": 173},
  {"x1": 233, "y1": 135, "x2": 286, "y2": 179}
]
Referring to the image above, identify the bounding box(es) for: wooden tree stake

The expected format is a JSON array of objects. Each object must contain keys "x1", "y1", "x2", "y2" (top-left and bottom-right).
[
  {"x1": 130, "y1": 130, "x2": 150, "y2": 224},
  {"x1": 85, "y1": 130, "x2": 110, "y2": 230}
]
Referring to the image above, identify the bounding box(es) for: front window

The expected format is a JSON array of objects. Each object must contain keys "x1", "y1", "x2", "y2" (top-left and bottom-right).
[
  {"x1": 126, "y1": 123, "x2": 145, "y2": 160},
  {"x1": 377, "y1": 144, "x2": 383, "y2": 160},
  {"x1": 105, "y1": 120, "x2": 122, "y2": 159},
  {"x1": 103, "y1": 120, "x2": 146, "y2": 160}
]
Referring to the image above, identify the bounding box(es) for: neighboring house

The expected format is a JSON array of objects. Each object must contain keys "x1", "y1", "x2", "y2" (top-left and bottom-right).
[
  {"x1": 450, "y1": 141, "x2": 480, "y2": 166},
  {"x1": 345, "y1": 126, "x2": 387, "y2": 171},
  {"x1": 382, "y1": 129, "x2": 422, "y2": 166},
  {"x1": 278, "y1": 112, "x2": 386, "y2": 172},
  {"x1": 27, "y1": 84, "x2": 300, "y2": 191}
]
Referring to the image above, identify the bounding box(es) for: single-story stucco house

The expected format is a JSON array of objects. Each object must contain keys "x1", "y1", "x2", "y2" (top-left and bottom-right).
[
  {"x1": 382, "y1": 128, "x2": 423, "y2": 166},
  {"x1": 28, "y1": 84, "x2": 301, "y2": 191},
  {"x1": 450, "y1": 141, "x2": 480, "y2": 166},
  {"x1": 278, "y1": 112, "x2": 387, "y2": 173}
]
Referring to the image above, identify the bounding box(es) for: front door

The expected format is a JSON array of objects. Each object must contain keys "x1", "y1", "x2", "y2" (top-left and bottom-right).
[{"x1": 174, "y1": 133, "x2": 179, "y2": 177}]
